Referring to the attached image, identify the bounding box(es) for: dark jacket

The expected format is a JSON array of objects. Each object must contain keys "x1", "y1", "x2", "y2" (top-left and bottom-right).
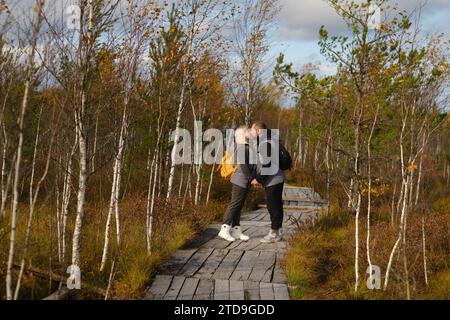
[
  {"x1": 230, "y1": 143, "x2": 256, "y2": 189},
  {"x1": 255, "y1": 129, "x2": 285, "y2": 188}
]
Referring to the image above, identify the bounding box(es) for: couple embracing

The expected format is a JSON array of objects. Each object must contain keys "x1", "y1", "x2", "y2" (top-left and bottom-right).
[{"x1": 218, "y1": 121, "x2": 287, "y2": 243}]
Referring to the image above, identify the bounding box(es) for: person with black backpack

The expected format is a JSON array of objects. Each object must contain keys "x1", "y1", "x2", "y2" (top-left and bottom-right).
[{"x1": 250, "y1": 121, "x2": 292, "y2": 243}]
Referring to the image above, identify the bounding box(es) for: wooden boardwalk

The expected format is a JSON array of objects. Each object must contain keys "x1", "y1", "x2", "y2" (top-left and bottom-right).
[{"x1": 144, "y1": 186, "x2": 324, "y2": 300}]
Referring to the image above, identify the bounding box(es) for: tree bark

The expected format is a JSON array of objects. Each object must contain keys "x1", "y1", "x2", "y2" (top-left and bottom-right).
[{"x1": 5, "y1": 0, "x2": 44, "y2": 300}]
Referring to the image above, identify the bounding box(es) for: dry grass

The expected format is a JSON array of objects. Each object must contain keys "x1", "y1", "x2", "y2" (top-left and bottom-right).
[
  {"x1": 0, "y1": 193, "x2": 227, "y2": 300},
  {"x1": 286, "y1": 203, "x2": 450, "y2": 300}
]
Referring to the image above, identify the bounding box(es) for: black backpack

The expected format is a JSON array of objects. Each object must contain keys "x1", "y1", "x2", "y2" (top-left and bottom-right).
[{"x1": 279, "y1": 143, "x2": 293, "y2": 171}]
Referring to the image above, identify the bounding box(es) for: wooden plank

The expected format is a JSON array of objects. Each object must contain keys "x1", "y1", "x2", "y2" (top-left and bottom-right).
[
  {"x1": 272, "y1": 252, "x2": 287, "y2": 284},
  {"x1": 240, "y1": 220, "x2": 270, "y2": 227},
  {"x1": 161, "y1": 249, "x2": 198, "y2": 275},
  {"x1": 193, "y1": 279, "x2": 214, "y2": 300},
  {"x1": 273, "y1": 283, "x2": 289, "y2": 300},
  {"x1": 230, "y1": 251, "x2": 259, "y2": 281},
  {"x1": 194, "y1": 249, "x2": 229, "y2": 279},
  {"x1": 252, "y1": 242, "x2": 277, "y2": 252},
  {"x1": 202, "y1": 237, "x2": 233, "y2": 250},
  {"x1": 225, "y1": 227, "x2": 252, "y2": 250},
  {"x1": 213, "y1": 250, "x2": 245, "y2": 280},
  {"x1": 229, "y1": 280, "x2": 245, "y2": 300},
  {"x1": 214, "y1": 279, "x2": 229, "y2": 300},
  {"x1": 260, "y1": 257, "x2": 276, "y2": 283},
  {"x1": 230, "y1": 227, "x2": 264, "y2": 251},
  {"x1": 244, "y1": 226, "x2": 268, "y2": 238},
  {"x1": 225, "y1": 239, "x2": 243, "y2": 250},
  {"x1": 259, "y1": 204, "x2": 325, "y2": 210},
  {"x1": 249, "y1": 251, "x2": 276, "y2": 283},
  {"x1": 177, "y1": 277, "x2": 200, "y2": 300},
  {"x1": 144, "y1": 187, "x2": 320, "y2": 301},
  {"x1": 244, "y1": 281, "x2": 260, "y2": 300},
  {"x1": 233, "y1": 239, "x2": 263, "y2": 251},
  {"x1": 182, "y1": 227, "x2": 219, "y2": 250},
  {"x1": 240, "y1": 226, "x2": 259, "y2": 237},
  {"x1": 283, "y1": 196, "x2": 326, "y2": 203},
  {"x1": 244, "y1": 209, "x2": 267, "y2": 221},
  {"x1": 178, "y1": 248, "x2": 214, "y2": 277},
  {"x1": 163, "y1": 276, "x2": 185, "y2": 300},
  {"x1": 276, "y1": 241, "x2": 287, "y2": 252},
  {"x1": 283, "y1": 188, "x2": 297, "y2": 197},
  {"x1": 259, "y1": 282, "x2": 274, "y2": 300},
  {"x1": 243, "y1": 213, "x2": 261, "y2": 221},
  {"x1": 248, "y1": 227, "x2": 270, "y2": 239},
  {"x1": 145, "y1": 275, "x2": 173, "y2": 300},
  {"x1": 257, "y1": 212, "x2": 269, "y2": 221}
]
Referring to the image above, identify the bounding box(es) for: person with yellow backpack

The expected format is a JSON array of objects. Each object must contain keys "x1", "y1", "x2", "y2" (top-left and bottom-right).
[{"x1": 218, "y1": 126, "x2": 255, "y2": 242}]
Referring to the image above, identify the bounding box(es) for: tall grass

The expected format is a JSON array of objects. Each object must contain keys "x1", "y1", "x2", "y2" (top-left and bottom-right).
[
  {"x1": 285, "y1": 202, "x2": 450, "y2": 300},
  {"x1": 0, "y1": 194, "x2": 227, "y2": 299}
]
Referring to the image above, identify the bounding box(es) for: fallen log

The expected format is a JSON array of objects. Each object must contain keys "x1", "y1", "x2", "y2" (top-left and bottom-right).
[
  {"x1": 43, "y1": 287, "x2": 70, "y2": 300},
  {"x1": 8, "y1": 263, "x2": 107, "y2": 298}
]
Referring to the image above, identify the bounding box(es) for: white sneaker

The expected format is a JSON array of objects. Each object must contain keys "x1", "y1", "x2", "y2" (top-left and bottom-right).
[
  {"x1": 231, "y1": 226, "x2": 250, "y2": 241},
  {"x1": 218, "y1": 224, "x2": 235, "y2": 242},
  {"x1": 260, "y1": 229, "x2": 282, "y2": 243}
]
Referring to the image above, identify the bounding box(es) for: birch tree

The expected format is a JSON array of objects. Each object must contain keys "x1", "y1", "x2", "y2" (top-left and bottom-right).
[
  {"x1": 100, "y1": 0, "x2": 159, "y2": 270},
  {"x1": 230, "y1": 0, "x2": 279, "y2": 126},
  {"x1": 71, "y1": 0, "x2": 118, "y2": 269},
  {"x1": 166, "y1": 0, "x2": 231, "y2": 200},
  {"x1": 383, "y1": 32, "x2": 449, "y2": 295},
  {"x1": 14, "y1": 104, "x2": 57, "y2": 299},
  {"x1": 5, "y1": 0, "x2": 44, "y2": 300}
]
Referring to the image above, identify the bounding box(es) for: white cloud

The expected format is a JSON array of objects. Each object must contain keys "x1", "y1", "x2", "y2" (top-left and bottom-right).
[
  {"x1": 277, "y1": 0, "x2": 346, "y2": 40},
  {"x1": 277, "y1": 0, "x2": 450, "y2": 41}
]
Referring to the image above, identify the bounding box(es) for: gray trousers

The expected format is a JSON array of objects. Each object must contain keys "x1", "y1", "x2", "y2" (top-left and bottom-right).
[{"x1": 222, "y1": 183, "x2": 249, "y2": 227}]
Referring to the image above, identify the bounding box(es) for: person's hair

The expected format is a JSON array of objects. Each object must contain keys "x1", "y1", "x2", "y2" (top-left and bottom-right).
[
  {"x1": 253, "y1": 120, "x2": 267, "y2": 130},
  {"x1": 234, "y1": 126, "x2": 248, "y2": 144}
]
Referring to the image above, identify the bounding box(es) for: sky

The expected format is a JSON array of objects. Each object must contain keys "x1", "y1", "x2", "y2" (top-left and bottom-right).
[
  {"x1": 271, "y1": 0, "x2": 450, "y2": 75},
  {"x1": 2, "y1": 0, "x2": 449, "y2": 78}
]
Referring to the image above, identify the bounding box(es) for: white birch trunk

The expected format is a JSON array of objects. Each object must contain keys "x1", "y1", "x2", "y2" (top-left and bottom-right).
[
  {"x1": 146, "y1": 148, "x2": 159, "y2": 255},
  {"x1": 348, "y1": 178, "x2": 354, "y2": 208},
  {"x1": 384, "y1": 118, "x2": 409, "y2": 290},
  {"x1": 194, "y1": 163, "x2": 202, "y2": 205},
  {"x1": 414, "y1": 135, "x2": 426, "y2": 206},
  {"x1": 354, "y1": 192, "x2": 361, "y2": 292},
  {"x1": 0, "y1": 129, "x2": 14, "y2": 221},
  {"x1": 396, "y1": 179, "x2": 405, "y2": 214},
  {"x1": 421, "y1": 216, "x2": 428, "y2": 286},
  {"x1": 166, "y1": 83, "x2": 186, "y2": 200},
  {"x1": 391, "y1": 182, "x2": 397, "y2": 227},
  {"x1": 91, "y1": 114, "x2": 98, "y2": 174},
  {"x1": 14, "y1": 110, "x2": 53, "y2": 299},
  {"x1": 72, "y1": 96, "x2": 88, "y2": 268},
  {"x1": 384, "y1": 177, "x2": 409, "y2": 290},
  {"x1": 0, "y1": 128, "x2": 7, "y2": 221},
  {"x1": 325, "y1": 134, "x2": 331, "y2": 220},
  {"x1": 62, "y1": 139, "x2": 76, "y2": 263},
  {"x1": 366, "y1": 106, "x2": 379, "y2": 281},
  {"x1": 178, "y1": 164, "x2": 184, "y2": 199},
  {"x1": 182, "y1": 165, "x2": 193, "y2": 210},
  {"x1": 100, "y1": 161, "x2": 119, "y2": 271},
  {"x1": 245, "y1": 64, "x2": 252, "y2": 127},
  {"x1": 114, "y1": 104, "x2": 128, "y2": 246},
  {"x1": 100, "y1": 100, "x2": 128, "y2": 271},
  {"x1": 206, "y1": 163, "x2": 215, "y2": 204},
  {"x1": 56, "y1": 164, "x2": 61, "y2": 263},
  {"x1": 71, "y1": 0, "x2": 94, "y2": 269},
  {"x1": 5, "y1": 0, "x2": 43, "y2": 299}
]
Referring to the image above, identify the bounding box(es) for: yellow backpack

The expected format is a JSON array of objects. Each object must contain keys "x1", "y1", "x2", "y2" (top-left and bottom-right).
[{"x1": 219, "y1": 151, "x2": 236, "y2": 180}]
